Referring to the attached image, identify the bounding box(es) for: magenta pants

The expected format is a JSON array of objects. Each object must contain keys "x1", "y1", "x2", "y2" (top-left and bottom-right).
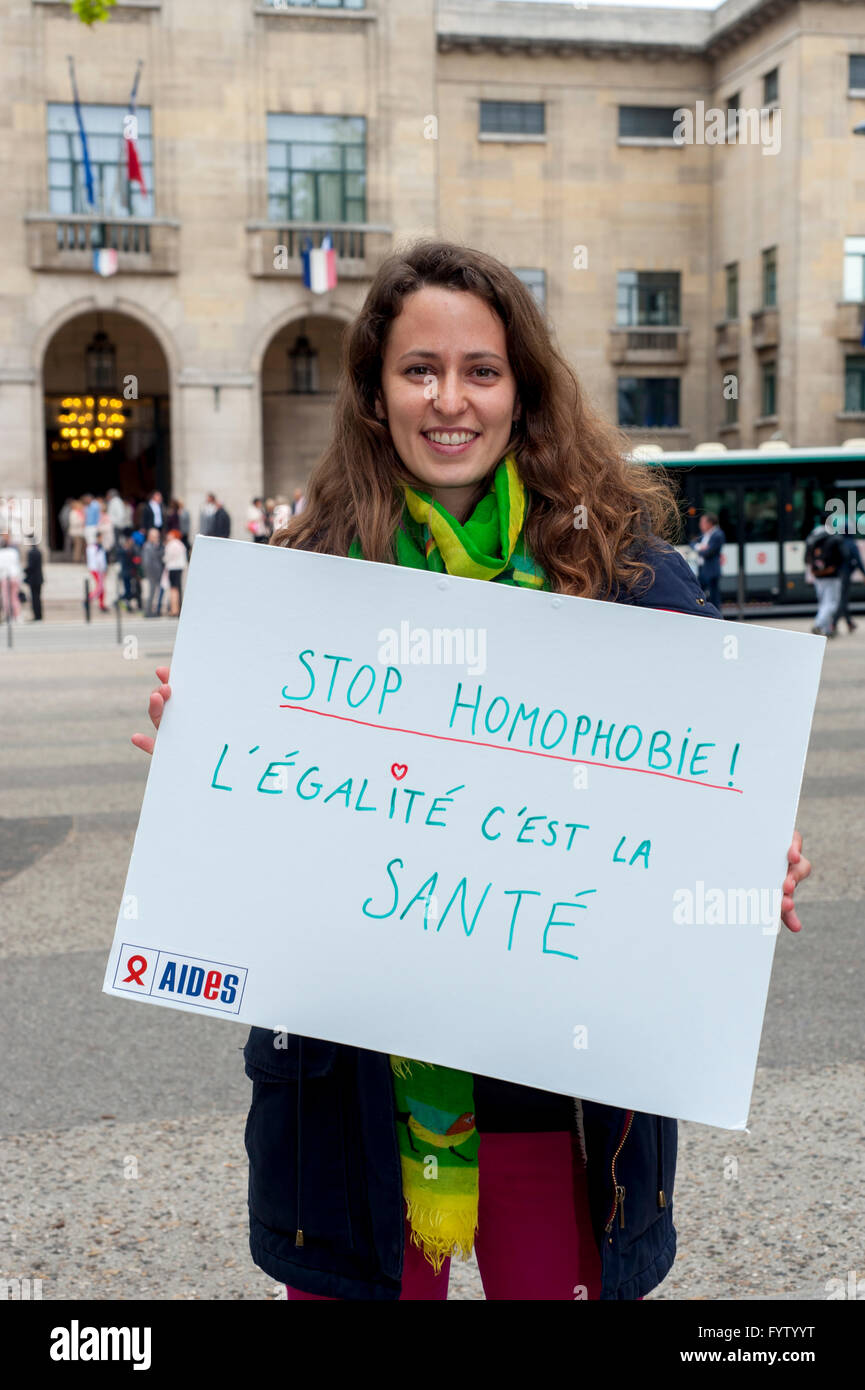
[{"x1": 286, "y1": 1130, "x2": 615, "y2": 1301}]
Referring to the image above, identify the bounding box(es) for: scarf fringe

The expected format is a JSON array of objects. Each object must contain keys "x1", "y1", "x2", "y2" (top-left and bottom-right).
[
  {"x1": 390, "y1": 1056, "x2": 433, "y2": 1080},
  {"x1": 403, "y1": 1197, "x2": 477, "y2": 1273}
]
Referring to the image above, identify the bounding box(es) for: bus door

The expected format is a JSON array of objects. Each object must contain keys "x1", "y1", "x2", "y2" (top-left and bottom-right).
[{"x1": 697, "y1": 479, "x2": 780, "y2": 604}]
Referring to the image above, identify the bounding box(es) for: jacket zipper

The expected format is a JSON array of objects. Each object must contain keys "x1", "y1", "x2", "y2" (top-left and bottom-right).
[
  {"x1": 604, "y1": 1109, "x2": 634, "y2": 1234},
  {"x1": 657, "y1": 1115, "x2": 667, "y2": 1209}
]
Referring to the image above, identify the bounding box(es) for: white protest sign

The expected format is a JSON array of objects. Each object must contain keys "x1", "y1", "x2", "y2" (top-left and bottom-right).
[{"x1": 103, "y1": 537, "x2": 824, "y2": 1128}]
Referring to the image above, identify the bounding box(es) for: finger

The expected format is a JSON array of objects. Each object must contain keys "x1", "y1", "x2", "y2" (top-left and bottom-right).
[
  {"x1": 155, "y1": 665, "x2": 170, "y2": 683},
  {"x1": 791, "y1": 828, "x2": 803, "y2": 854},
  {"x1": 784, "y1": 856, "x2": 812, "y2": 893},
  {"x1": 131, "y1": 733, "x2": 155, "y2": 756},
  {"x1": 148, "y1": 690, "x2": 165, "y2": 731},
  {"x1": 781, "y1": 905, "x2": 802, "y2": 933}
]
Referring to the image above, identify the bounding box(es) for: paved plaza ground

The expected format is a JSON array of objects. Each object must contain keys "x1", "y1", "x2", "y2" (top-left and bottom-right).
[{"x1": 1, "y1": 561, "x2": 862, "y2": 1300}]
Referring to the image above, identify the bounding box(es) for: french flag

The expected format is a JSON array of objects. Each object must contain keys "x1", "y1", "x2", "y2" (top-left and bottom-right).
[
  {"x1": 302, "y1": 234, "x2": 337, "y2": 294},
  {"x1": 93, "y1": 248, "x2": 119, "y2": 277}
]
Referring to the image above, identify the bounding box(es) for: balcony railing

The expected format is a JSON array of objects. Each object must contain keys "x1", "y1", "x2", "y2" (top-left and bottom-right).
[
  {"x1": 26, "y1": 214, "x2": 180, "y2": 274},
  {"x1": 246, "y1": 221, "x2": 392, "y2": 279},
  {"x1": 750, "y1": 306, "x2": 779, "y2": 350},
  {"x1": 836, "y1": 300, "x2": 865, "y2": 342},
  {"x1": 714, "y1": 320, "x2": 740, "y2": 359},
  {"x1": 607, "y1": 325, "x2": 689, "y2": 366}
]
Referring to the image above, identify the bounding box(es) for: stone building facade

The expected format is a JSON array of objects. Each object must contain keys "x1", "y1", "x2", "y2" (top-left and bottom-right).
[{"x1": 3, "y1": 0, "x2": 865, "y2": 547}]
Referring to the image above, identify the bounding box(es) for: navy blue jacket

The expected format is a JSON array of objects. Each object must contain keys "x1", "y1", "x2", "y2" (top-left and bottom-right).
[
  {"x1": 244, "y1": 540, "x2": 720, "y2": 1300},
  {"x1": 689, "y1": 527, "x2": 725, "y2": 585}
]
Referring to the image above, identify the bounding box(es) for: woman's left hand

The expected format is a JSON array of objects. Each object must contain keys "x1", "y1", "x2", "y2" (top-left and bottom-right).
[{"x1": 781, "y1": 829, "x2": 811, "y2": 933}]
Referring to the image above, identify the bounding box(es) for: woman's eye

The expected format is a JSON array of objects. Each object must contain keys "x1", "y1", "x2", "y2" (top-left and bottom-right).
[{"x1": 405, "y1": 365, "x2": 499, "y2": 379}]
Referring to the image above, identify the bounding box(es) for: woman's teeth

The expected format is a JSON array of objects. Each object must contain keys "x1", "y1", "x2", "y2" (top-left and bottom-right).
[{"x1": 423, "y1": 431, "x2": 477, "y2": 445}]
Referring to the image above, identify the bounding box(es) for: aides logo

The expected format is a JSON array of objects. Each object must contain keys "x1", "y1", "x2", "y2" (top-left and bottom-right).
[{"x1": 112, "y1": 944, "x2": 247, "y2": 1014}]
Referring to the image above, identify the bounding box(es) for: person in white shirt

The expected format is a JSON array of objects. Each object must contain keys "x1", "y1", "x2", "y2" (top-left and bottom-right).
[
  {"x1": 161, "y1": 530, "x2": 187, "y2": 617},
  {"x1": 86, "y1": 539, "x2": 108, "y2": 612},
  {"x1": 0, "y1": 535, "x2": 23, "y2": 621}
]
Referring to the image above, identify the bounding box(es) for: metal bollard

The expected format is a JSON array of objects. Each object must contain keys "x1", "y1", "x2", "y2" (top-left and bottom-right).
[{"x1": 83, "y1": 574, "x2": 91, "y2": 623}]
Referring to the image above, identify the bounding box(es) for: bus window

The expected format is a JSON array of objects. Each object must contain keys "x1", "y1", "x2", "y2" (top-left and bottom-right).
[
  {"x1": 793, "y1": 479, "x2": 825, "y2": 539},
  {"x1": 742, "y1": 486, "x2": 779, "y2": 595},
  {"x1": 699, "y1": 487, "x2": 738, "y2": 594},
  {"x1": 742, "y1": 487, "x2": 777, "y2": 542}
]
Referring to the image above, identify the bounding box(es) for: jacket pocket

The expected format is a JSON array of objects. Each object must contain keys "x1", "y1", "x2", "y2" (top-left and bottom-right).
[{"x1": 243, "y1": 1025, "x2": 338, "y2": 1082}]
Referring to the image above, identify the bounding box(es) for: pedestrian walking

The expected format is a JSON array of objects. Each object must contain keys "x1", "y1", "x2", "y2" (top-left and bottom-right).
[
  {"x1": 211, "y1": 498, "x2": 231, "y2": 538},
  {"x1": 271, "y1": 495, "x2": 291, "y2": 533},
  {"x1": 831, "y1": 525, "x2": 865, "y2": 633},
  {"x1": 292, "y1": 487, "x2": 306, "y2": 516},
  {"x1": 58, "y1": 497, "x2": 75, "y2": 558},
  {"x1": 805, "y1": 509, "x2": 846, "y2": 636},
  {"x1": 246, "y1": 496, "x2": 268, "y2": 542},
  {"x1": 174, "y1": 498, "x2": 191, "y2": 555},
  {"x1": 131, "y1": 239, "x2": 812, "y2": 1302},
  {"x1": 0, "y1": 533, "x2": 23, "y2": 622},
  {"x1": 24, "y1": 541, "x2": 43, "y2": 621},
  {"x1": 688, "y1": 512, "x2": 726, "y2": 612},
  {"x1": 86, "y1": 537, "x2": 108, "y2": 612},
  {"x1": 97, "y1": 500, "x2": 116, "y2": 562},
  {"x1": 118, "y1": 535, "x2": 142, "y2": 610},
  {"x1": 106, "y1": 488, "x2": 127, "y2": 538},
  {"x1": 141, "y1": 528, "x2": 165, "y2": 617},
  {"x1": 68, "y1": 498, "x2": 86, "y2": 563},
  {"x1": 198, "y1": 492, "x2": 218, "y2": 537},
  {"x1": 161, "y1": 529, "x2": 187, "y2": 616},
  {"x1": 83, "y1": 493, "x2": 101, "y2": 545}
]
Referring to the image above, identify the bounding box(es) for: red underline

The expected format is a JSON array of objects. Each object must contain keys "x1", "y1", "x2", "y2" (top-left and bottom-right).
[{"x1": 278, "y1": 703, "x2": 742, "y2": 794}]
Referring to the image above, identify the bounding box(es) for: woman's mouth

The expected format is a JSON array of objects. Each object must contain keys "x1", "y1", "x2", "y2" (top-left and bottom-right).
[{"x1": 421, "y1": 430, "x2": 480, "y2": 456}]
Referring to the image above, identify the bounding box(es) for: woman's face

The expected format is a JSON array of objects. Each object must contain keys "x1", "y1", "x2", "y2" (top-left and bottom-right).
[{"x1": 378, "y1": 287, "x2": 520, "y2": 519}]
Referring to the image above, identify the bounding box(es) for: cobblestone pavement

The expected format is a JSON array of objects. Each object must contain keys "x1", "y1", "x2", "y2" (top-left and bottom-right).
[{"x1": 1, "y1": 600, "x2": 861, "y2": 1300}]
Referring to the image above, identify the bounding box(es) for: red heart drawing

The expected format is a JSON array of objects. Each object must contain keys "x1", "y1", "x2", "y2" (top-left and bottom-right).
[{"x1": 390, "y1": 763, "x2": 408, "y2": 781}]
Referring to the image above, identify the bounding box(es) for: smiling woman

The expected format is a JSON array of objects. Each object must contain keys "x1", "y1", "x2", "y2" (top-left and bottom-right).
[{"x1": 133, "y1": 237, "x2": 812, "y2": 1303}]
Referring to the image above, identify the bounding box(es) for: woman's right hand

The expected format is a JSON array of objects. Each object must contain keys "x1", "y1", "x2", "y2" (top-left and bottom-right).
[{"x1": 131, "y1": 665, "x2": 171, "y2": 756}]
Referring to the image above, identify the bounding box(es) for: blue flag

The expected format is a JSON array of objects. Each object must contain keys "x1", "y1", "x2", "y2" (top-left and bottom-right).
[{"x1": 68, "y1": 57, "x2": 95, "y2": 210}]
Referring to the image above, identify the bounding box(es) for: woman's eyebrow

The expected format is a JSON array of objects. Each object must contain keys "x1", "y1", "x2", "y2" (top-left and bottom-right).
[{"x1": 396, "y1": 349, "x2": 507, "y2": 364}]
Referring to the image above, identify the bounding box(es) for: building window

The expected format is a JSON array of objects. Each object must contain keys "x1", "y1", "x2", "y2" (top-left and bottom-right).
[
  {"x1": 844, "y1": 354, "x2": 865, "y2": 411},
  {"x1": 763, "y1": 68, "x2": 779, "y2": 107},
  {"x1": 617, "y1": 377, "x2": 680, "y2": 429},
  {"x1": 46, "y1": 102, "x2": 154, "y2": 217},
  {"x1": 479, "y1": 101, "x2": 545, "y2": 136},
  {"x1": 849, "y1": 55, "x2": 865, "y2": 94},
  {"x1": 513, "y1": 268, "x2": 546, "y2": 310},
  {"x1": 760, "y1": 360, "x2": 777, "y2": 417},
  {"x1": 762, "y1": 247, "x2": 777, "y2": 308},
  {"x1": 618, "y1": 106, "x2": 681, "y2": 141},
  {"x1": 266, "y1": 113, "x2": 366, "y2": 223},
  {"x1": 726, "y1": 93, "x2": 740, "y2": 139},
  {"x1": 843, "y1": 236, "x2": 865, "y2": 300},
  {"x1": 725, "y1": 263, "x2": 739, "y2": 320},
  {"x1": 616, "y1": 271, "x2": 680, "y2": 326}
]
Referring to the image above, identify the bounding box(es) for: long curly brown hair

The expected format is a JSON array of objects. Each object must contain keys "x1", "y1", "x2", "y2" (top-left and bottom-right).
[{"x1": 275, "y1": 238, "x2": 680, "y2": 598}]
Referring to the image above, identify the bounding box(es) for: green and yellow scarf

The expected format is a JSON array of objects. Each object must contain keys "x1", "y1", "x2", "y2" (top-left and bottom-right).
[{"x1": 351, "y1": 453, "x2": 548, "y2": 1271}]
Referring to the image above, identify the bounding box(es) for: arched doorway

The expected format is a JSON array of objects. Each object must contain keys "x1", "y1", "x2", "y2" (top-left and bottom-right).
[
  {"x1": 42, "y1": 309, "x2": 171, "y2": 552},
  {"x1": 260, "y1": 314, "x2": 347, "y2": 504}
]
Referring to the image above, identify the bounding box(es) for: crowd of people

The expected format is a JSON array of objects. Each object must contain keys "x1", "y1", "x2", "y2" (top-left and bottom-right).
[{"x1": 0, "y1": 485, "x2": 308, "y2": 623}]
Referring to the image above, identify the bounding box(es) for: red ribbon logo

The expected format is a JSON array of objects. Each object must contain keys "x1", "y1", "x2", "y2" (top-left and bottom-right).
[{"x1": 123, "y1": 954, "x2": 148, "y2": 985}]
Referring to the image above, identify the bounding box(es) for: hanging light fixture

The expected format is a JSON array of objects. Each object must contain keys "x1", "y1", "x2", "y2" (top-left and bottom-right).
[
  {"x1": 85, "y1": 312, "x2": 117, "y2": 393},
  {"x1": 287, "y1": 326, "x2": 318, "y2": 394}
]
